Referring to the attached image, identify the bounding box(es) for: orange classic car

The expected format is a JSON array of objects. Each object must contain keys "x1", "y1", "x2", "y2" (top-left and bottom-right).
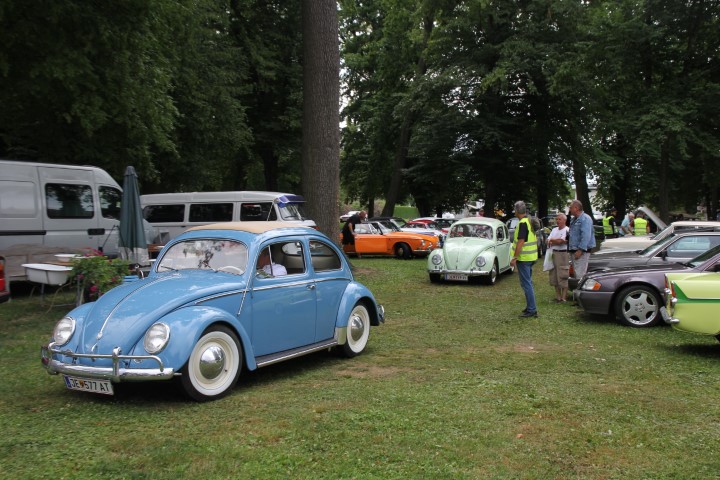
[{"x1": 341, "y1": 221, "x2": 439, "y2": 259}]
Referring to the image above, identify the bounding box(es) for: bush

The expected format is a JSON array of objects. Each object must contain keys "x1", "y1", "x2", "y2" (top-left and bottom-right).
[{"x1": 71, "y1": 255, "x2": 130, "y2": 302}]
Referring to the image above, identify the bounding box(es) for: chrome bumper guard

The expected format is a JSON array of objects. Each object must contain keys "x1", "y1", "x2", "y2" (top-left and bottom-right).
[
  {"x1": 40, "y1": 343, "x2": 175, "y2": 382},
  {"x1": 659, "y1": 306, "x2": 678, "y2": 325},
  {"x1": 431, "y1": 269, "x2": 490, "y2": 277}
]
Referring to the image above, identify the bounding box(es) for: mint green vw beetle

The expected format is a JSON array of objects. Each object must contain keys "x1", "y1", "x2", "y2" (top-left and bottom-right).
[
  {"x1": 427, "y1": 217, "x2": 513, "y2": 285},
  {"x1": 663, "y1": 272, "x2": 720, "y2": 341}
]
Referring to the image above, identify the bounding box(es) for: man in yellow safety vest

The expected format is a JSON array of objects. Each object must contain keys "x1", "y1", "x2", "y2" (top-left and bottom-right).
[
  {"x1": 632, "y1": 211, "x2": 650, "y2": 236},
  {"x1": 511, "y1": 200, "x2": 539, "y2": 318},
  {"x1": 602, "y1": 208, "x2": 618, "y2": 238}
]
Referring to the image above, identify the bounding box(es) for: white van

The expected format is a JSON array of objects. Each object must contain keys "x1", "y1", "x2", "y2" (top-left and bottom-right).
[
  {"x1": 140, "y1": 191, "x2": 316, "y2": 242},
  {"x1": 0, "y1": 160, "x2": 156, "y2": 281}
]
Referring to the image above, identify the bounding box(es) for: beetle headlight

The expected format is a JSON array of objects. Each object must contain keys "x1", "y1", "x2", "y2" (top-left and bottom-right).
[
  {"x1": 143, "y1": 323, "x2": 170, "y2": 354},
  {"x1": 52, "y1": 316, "x2": 76, "y2": 346},
  {"x1": 581, "y1": 279, "x2": 601, "y2": 291},
  {"x1": 431, "y1": 253, "x2": 443, "y2": 265},
  {"x1": 475, "y1": 256, "x2": 486, "y2": 267}
]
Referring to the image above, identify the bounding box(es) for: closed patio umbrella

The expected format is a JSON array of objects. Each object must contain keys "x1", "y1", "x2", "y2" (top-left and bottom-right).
[{"x1": 118, "y1": 166, "x2": 148, "y2": 266}]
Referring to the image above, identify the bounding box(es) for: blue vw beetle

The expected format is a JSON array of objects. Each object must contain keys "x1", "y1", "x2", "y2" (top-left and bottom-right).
[{"x1": 41, "y1": 222, "x2": 385, "y2": 401}]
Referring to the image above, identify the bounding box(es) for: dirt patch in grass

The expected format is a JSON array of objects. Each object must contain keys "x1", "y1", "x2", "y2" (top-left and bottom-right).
[
  {"x1": 351, "y1": 267, "x2": 375, "y2": 275},
  {"x1": 334, "y1": 364, "x2": 409, "y2": 379},
  {"x1": 491, "y1": 343, "x2": 565, "y2": 353}
]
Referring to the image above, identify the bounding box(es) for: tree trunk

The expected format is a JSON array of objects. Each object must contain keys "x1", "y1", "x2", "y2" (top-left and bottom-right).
[
  {"x1": 571, "y1": 157, "x2": 592, "y2": 217},
  {"x1": 301, "y1": 0, "x2": 340, "y2": 240}
]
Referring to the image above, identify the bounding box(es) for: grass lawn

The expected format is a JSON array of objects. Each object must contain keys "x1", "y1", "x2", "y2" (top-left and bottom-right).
[{"x1": 2, "y1": 259, "x2": 720, "y2": 479}]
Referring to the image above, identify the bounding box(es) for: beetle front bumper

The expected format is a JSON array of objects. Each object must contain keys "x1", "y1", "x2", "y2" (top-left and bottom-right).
[
  {"x1": 428, "y1": 268, "x2": 492, "y2": 277},
  {"x1": 41, "y1": 343, "x2": 175, "y2": 383}
]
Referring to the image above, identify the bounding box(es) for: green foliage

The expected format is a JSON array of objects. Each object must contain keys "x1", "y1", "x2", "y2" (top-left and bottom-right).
[{"x1": 70, "y1": 255, "x2": 129, "y2": 301}]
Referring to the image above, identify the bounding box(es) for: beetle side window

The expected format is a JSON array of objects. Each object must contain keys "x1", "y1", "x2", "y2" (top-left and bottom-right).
[
  {"x1": 309, "y1": 240, "x2": 342, "y2": 271},
  {"x1": 496, "y1": 226, "x2": 505, "y2": 241},
  {"x1": 261, "y1": 241, "x2": 304, "y2": 275},
  {"x1": 45, "y1": 183, "x2": 94, "y2": 219}
]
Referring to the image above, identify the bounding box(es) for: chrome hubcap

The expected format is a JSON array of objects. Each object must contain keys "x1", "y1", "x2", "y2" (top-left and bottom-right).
[
  {"x1": 199, "y1": 345, "x2": 226, "y2": 379},
  {"x1": 349, "y1": 314, "x2": 365, "y2": 342}
]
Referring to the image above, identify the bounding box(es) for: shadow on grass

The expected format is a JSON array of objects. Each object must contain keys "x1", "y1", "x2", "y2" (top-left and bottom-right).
[
  {"x1": 73, "y1": 346, "x2": 358, "y2": 404},
  {"x1": 661, "y1": 342, "x2": 720, "y2": 359},
  {"x1": 574, "y1": 311, "x2": 616, "y2": 326}
]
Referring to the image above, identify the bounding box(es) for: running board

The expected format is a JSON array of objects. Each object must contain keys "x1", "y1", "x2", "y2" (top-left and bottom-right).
[{"x1": 255, "y1": 338, "x2": 338, "y2": 368}]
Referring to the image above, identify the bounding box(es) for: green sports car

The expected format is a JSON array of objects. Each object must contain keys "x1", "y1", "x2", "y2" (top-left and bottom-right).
[
  {"x1": 427, "y1": 217, "x2": 513, "y2": 285},
  {"x1": 663, "y1": 271, "x2": 720, "y2": 341}
]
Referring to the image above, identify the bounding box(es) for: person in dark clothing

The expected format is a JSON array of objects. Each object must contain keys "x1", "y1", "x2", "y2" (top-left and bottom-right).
[{"x1": 341, "y1": 210, "x2": 367, "y2": 245}]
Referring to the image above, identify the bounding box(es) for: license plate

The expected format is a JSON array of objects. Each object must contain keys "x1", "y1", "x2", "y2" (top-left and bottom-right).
[
  {"x1": 659, "y1": 306, "x2": 672, "y2": 324},
  {"x1": 63, "y1": 375, "x2": 114, "y2": 395},
  {"x1": 445, "y1": 273, "x2": 468, "y2": 281}
]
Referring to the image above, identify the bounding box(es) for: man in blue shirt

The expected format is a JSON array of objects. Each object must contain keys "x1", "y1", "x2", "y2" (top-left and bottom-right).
[{"x1": 568, "y1": 199, "x2": 596, "y2": 282}]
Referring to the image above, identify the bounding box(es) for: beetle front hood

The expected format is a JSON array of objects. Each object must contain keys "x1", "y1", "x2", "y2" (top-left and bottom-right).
[
  {"x1": 442, "y1": 238, "x2": 494, "y2": 268},
  {"x1": 76, "y1": 271, "x2": 247, "y2": 355}
]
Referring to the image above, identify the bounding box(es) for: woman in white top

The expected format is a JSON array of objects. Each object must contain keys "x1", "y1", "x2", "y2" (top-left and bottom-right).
[{"x1": 547, "y1": 213, "x2": 570, "y2": 302}]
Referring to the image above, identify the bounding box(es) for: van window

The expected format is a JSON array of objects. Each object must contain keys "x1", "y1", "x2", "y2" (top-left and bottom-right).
[
  {"x1": 45, "y1": 183, "x2": 94, "y2": 219},
  {"x1": 189, "y1": 203, "x2": 233, "y2": 222},
  {"x1": 143, "y1": 205, "x2": 185, "y2": 223},
  {"x1": 99, "y1": 186, "x2": 122, "y2": 220},
  {"x1": 240, "y1": 202, "x2": 276, "y2": 221},
  {"x1": 0, "y1": 180, "x2": 37, "y2": 217}
]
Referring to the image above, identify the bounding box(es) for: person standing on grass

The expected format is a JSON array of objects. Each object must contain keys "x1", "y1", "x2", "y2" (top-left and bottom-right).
[
  {"x1": 510, "y1": 201, "x2": 539, "y2": 318},
  {"x1": 568, "y1": 199, "x2": 596, "y2": 282},
  {"x1": 546, "y1": 213, "x2": 570, "y2": 303}
]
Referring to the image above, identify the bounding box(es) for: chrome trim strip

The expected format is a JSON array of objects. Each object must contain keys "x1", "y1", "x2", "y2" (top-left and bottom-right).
[
  {"x1": 313, "y1": 276, "x2": 350, "y2": 283},
  {"x1": 255, "y1": 337, "x2": 339, "y2": 368},
  {"x1": 252, "y1": 279, "x2": 316, "y2": 292},
  {"x1": 195, "y1": 288, "x2": 248, "y2": 304},
  {"x1": 41, "y1": 344, "x2": 174, "y2": 382}
]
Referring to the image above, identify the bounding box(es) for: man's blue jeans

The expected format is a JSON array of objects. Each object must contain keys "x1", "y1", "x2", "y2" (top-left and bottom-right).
[{"x1": 517, "y1": 260, "x2": 537, "y2": 314}]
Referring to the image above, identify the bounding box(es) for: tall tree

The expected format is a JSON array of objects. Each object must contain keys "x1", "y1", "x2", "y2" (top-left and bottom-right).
[
  {"x1": 0, "y1": 0, "x2": 179, "y2": 180},
  {"x1": 231, "y1": 0, "x2": 304, "y2": 193},
  {"x1": 302, "y1": 0, "x2": 340, "y2": 238}
]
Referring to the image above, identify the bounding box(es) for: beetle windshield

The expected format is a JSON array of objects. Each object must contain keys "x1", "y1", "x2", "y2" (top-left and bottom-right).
[
  {"x1": 449, "y1": 223, "x2": 493, "y2": 239},
  {"x1": 156, "y1": 239, "x2": 248, "y2": 275}
]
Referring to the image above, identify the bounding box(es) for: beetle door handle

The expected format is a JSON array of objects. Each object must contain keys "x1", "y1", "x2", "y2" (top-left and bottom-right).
[{"x1": 307, "y1": 284, "x2": 316, "y2": 290}]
